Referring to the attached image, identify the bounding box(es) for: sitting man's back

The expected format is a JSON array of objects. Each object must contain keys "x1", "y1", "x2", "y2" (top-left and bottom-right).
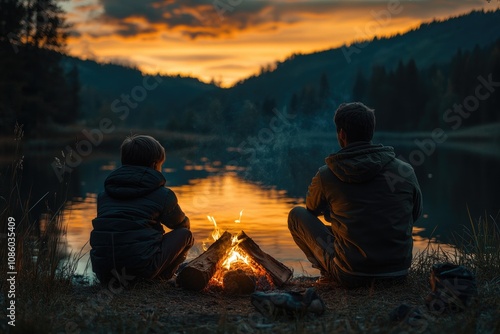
[{"x1": 288, "y1": 102, "x2": 422, "y2": 287}]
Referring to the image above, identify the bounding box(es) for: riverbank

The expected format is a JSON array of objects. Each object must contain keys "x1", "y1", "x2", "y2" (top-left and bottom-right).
[
  {"x1": 1, "y1": 122, "x2": 499, "y2": 154},
  {"x1": 1, "y1": 126, "x2": 499, "y2": 333},
  {"x1": 0, "y1": 125, "x2": 222, "y2": 158},
  {"x1": 2, "y1": 241, "x2": 499, "y2": 334}
]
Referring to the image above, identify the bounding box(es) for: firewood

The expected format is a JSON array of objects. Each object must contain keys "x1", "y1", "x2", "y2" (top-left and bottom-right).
[
  {"x1": 177, "y1": 231, "x2": 233, "y2": 291},
  {"x1": 223, "y1": 269, "x2": 256, "y2": 294},
  {"x1": 237, "y1": 231, "x2": 292, "y2": 287}
]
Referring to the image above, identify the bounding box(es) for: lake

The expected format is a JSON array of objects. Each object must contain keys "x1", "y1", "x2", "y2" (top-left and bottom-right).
[{"x1": 2, "y1": 136, "x2": 499, "y2": 279}]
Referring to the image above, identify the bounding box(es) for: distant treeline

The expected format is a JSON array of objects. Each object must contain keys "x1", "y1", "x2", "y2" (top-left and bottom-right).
[
  {"x1": 1, "y1": 5, "x2": 499, "y2": 139},
  {"x1": 0, "y1": 46, "x2": 80, "y2": 131},
  {"x1": 353, "y1": 40, "x2": 500, "y2": 131},
  {"x1": 167, "y1": 38, "x2": 500, "y2": 137},
  {"x1": 0, "y1": 0, "x2": 79, "y2": 134}
]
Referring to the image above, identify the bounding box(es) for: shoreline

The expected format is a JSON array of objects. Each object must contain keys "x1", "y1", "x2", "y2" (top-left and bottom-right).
[
  {"x1": 0, "y1": 128, "x2": 222, "y2": 158},
  {"x1": 5, "y1": 268, "x2": 498, "y2": 333}
]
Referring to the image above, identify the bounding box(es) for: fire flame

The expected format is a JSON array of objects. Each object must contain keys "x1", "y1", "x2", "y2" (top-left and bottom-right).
[
  {"x1": 207, "y1": 215, "x2": 221, "y2": 241},
  {"x1": 234, "y1": 209, "x2": 243, "y2": 223},
  {"x1": 206, "y1": 214, "x2": 249, "y2": 271},
  {"x1": 221, "y1": 235, "x2": 249, "y2": 270},
  {"x1": 204, "y1": 213, "x2": 274, "y2": 291}
]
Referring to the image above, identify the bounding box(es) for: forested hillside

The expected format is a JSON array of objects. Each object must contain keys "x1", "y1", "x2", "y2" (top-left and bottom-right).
[
  {"x1": 173, "y1": 9, "x2": 500, "y2": 136},
  {"x1": 2, "y1": 8, "x2": 499, "y2": 137}
]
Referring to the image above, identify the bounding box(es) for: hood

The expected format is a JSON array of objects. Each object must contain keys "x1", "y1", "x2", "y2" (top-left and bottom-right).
[
  {"x1": 104, "y1": 165, "x2": 166, "y2": 199},
  {"x1": 326, "y1": 142, "x2": 395, "y2": 183}
]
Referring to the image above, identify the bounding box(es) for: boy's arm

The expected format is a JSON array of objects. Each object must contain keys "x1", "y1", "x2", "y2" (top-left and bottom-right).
[{"x1": 160, "y1": 190, "x2": 190, "y2": 230}]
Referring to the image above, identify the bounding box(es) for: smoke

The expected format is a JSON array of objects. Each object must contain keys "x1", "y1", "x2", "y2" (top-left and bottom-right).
[{"x1": 240, "y1": 109, "x2": 339, "y2": 197}]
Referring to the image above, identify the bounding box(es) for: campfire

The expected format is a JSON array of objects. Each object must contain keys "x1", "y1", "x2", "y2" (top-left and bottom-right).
[{"x1": 177, "y1": 216, "x2": 292, "y2": 294}]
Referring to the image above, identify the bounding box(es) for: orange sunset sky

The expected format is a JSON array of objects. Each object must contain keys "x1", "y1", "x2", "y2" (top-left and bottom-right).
[{"x1": 63, "y1": 0, "x2": 498, "y2": 87}]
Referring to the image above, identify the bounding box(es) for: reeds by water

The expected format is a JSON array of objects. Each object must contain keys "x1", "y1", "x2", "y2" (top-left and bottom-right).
[{"x1": 0, "y1": 124, "x2": 83, "y2": 331}]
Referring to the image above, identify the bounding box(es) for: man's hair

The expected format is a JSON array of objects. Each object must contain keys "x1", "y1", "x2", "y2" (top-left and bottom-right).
[
  {"x1": 334, "y1": 102, "x2": 376, "y2": 143},
  {"x1": 120, "y1": 135, "x2": 165, "y2": 168}
]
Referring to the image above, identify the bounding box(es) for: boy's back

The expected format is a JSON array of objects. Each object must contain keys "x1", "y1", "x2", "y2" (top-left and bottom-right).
[{"x1": 90, "y1": 135, "x2": 193, "y2": 284}]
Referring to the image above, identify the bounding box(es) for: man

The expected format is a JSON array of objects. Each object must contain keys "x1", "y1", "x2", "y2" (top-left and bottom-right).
[{"x1": 288, "y1": 102, "x2": 422, "y2": 288}]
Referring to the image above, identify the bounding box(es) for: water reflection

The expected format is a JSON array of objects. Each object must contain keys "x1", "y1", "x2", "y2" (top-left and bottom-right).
[
  {"x1": 3, "y1": 139, "x2": 496, "y2": 280},
  {"x1": 64, "y1": 171, "x2": 438, "y2": 279}
]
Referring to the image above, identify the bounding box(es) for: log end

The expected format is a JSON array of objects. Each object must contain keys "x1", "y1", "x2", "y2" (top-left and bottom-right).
[{"x1": 176, "y1": 267, "x2": 209, "y2": 291}]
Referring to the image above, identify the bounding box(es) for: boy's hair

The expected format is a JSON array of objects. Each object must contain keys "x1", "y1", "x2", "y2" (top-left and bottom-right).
[
  {"x1": 334, "y1": 102, "x2": 376, "y2": 143},
  {"x1": 120, "y1": 135, "x2": 165, "y2": 168}
]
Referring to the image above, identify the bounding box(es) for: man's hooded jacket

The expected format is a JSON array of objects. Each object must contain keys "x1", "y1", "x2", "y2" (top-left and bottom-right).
[{"x1": 307, "y1": 142, "x2": 422, "y2": 276}]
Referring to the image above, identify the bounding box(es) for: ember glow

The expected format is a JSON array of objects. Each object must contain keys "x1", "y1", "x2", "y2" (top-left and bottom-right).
[{"x1": 201, "y1": 213, "x2": 274, "y2": 292}]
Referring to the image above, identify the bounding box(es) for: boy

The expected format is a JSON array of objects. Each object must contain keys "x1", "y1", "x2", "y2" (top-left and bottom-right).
[{"x1": 90, "y1": 135, "x2": 193, "y2": 284}]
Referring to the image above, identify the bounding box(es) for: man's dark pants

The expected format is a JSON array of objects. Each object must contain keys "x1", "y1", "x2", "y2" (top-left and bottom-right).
[{"x1": 288, "y1": 207, "x2": 406, "y2": 288}]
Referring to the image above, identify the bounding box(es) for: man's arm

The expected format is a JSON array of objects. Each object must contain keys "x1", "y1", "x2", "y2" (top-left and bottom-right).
[
  {"x1": 412, "y1": 183, "x2": 423, "y2": 222},
  {"x1": 306, "y1": 171, "x2": 328, "y2": 216},
  {"x1": 160, "y1": 190, "x2": 190, "y2": 229}
]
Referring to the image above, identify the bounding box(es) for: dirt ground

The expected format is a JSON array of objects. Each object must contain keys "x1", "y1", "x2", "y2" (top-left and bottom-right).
[{"x1": 16, "y1": 272, "x2": 496, "y2": 334}]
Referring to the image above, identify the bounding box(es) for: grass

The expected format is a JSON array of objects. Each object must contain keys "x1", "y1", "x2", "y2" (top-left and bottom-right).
[
  {"x1": 3, "y1": 215, "x2": 497, "y2": 334},
  {"x1": 0, "y1": 124, "x2": 81, "y2": 332},
  {"x1": 1, "y1": 125, "x2": 499, "y2": 333}
]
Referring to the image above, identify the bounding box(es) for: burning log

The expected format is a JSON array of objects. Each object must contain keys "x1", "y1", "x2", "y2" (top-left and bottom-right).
[
  {"x1": 223, "y1": 269, "x2": 256, "y2": 295},
  {"x1": 237, "y1": 231, "x2": 292, "y2": 287},
  {"x1": 177, "y1": 231, "x2": 233, "y2": 291}
]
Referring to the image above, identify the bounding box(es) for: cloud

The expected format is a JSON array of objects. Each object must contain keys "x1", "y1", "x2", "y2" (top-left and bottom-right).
[
  {"x1": 91, "y1": 0, "x2": 275, "y2": 38},
  {"x1": 67, "y1": 29, "x2": 82, "y2": 38},
  {"x1": 207, "y1": 63, "x2": 252, "y2": 71},
  {"x1": 74, "y1": 0, "x2": 488, "y2": 39},
  {"x1": 74, "y1": 3, "x2": 102, "y2": 12},
  {"x1": 153, "y1": 54, "x2": 232, "y2": 61}
]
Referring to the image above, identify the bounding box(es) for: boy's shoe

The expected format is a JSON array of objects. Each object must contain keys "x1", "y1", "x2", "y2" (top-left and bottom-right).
[
  {"x1": 175, "y1": 262, "x2": 189, "y2": 275},
  {"x1": 166, "y1": 276, "x2": 178, "y2": 287},
  {"x1": 165, "y1": 262, "x2": 190, "y2": 287},
  {"x1": 315, "y1": 271, "x2": 334, "y2": 285}
]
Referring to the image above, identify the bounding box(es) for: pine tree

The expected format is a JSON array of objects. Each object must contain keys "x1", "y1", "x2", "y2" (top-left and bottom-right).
[
  {"x1": 352, "y1": 70, "x2": 367, "y2": 102},
  {"x1": 319, "y1": 73, "x2": 330, "y2": 102},
  {"x1": 261, "y1": 96, "x2": 276, "y2": 116},
  {"x1": 0, "y1": 0, "x2": 73, "y2": 134},
  {"x1": 289, "y1": 92, "x2": 299, "y2": 115},
  {"x1": 0, "y1": 0, "x2": 25, "y2": 48}
]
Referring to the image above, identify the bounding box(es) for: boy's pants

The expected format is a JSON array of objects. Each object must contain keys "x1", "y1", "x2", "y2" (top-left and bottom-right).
[{"x1": 152, "y1": 228, "x2": 194, "y2": 279}]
